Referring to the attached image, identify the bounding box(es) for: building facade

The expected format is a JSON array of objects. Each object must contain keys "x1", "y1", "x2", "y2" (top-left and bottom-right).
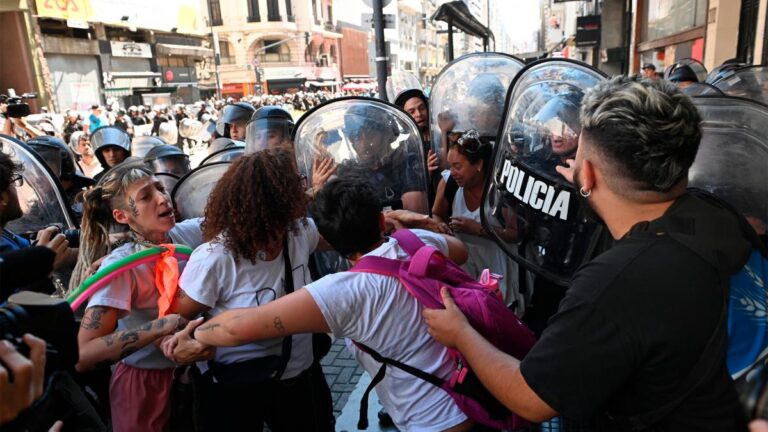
[
  {"x1": 0, "y1": 0, "x2": 214, "y2": 112},
  {"x1": 206, "y1": 0, "x2": 342, "y2": 98}
]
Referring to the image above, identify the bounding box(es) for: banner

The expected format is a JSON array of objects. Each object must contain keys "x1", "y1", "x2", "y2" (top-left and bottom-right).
[{"x1": 35, "y1": 0, "x2": 94, "y2": 21}]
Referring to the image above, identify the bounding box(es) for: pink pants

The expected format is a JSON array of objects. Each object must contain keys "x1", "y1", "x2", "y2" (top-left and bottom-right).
[{"x1": 109, "y1": 362, "x2": 174, "y2": 432}]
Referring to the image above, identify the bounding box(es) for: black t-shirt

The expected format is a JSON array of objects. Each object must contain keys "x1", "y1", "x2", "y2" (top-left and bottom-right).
[{"x1": 520, "y1": 194, "x2": 748, "y2": 431}]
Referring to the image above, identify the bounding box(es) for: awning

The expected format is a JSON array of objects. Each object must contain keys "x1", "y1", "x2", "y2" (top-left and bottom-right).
[
  {"x1": 431, "y1": 1, "x2": 494, "y2": 42},
  {"x1": 103, "y1": 88, "x2": 133, "y2": 97},
  {"x1": 155, "y1": 43, "x2": 213, "y2": 59},
  {"x1": 431, "y1": 1, "x2": 494, "y2": 60},
  {"x1": 306, "y1": 81, "x2": 340, "y2": 87}
]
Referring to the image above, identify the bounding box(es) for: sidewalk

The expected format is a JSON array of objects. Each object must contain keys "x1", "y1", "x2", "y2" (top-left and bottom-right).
[{"x1": 320, "y1": 338, "x2": 365, "y2": 418}]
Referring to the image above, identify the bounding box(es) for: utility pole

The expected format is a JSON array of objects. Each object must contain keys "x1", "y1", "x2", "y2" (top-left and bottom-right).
[{"x1": 372, "y1": 0, "x2": 388, "y2": 101}]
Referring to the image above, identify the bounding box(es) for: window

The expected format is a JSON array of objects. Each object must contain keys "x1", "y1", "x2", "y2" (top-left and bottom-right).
[
  {"x1": 220, "y1": 41, "x2": 235, "y2": 64},
  {"x1": 208, "y1": 0, "x2": 222, "y2": 26},
  {"x1": 247, "y1": 0, "x2": 260, "y2": 22},
  {"x1": 312, "y1": 0, "x2": 320, "y2": 25},
  {"x1": 258, "y1": 39, "x2": 291, "y2": 63},
  {"x1": 285, "y1": 0, "x2": 294, "y2": 22},
  {"x1": 641, "y1": 0, "x2": 707, "y2": 41},
  {"x1": 267, "y1": 0, "x2": 281, "y2": 21}
]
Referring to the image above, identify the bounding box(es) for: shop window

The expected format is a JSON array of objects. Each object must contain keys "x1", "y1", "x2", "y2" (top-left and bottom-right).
[
  {"x1": 158, "y1": 56, "x2": 188, "y2": 68},
  {"x1": 208, "y1": 0, "x2": 223, "y2": 26},
  {"x1": 258, "y1": 40, "x2": 291, "y2": 63},
  {"x1": 247, "y1": 0, "x2": 261, "y2": 22},
  {"x1": 641, "y1": 0, "x2": 707, "y2": 41},
  {"x1": 737, "y1": 0, "x2": 760, "y2": 64}
]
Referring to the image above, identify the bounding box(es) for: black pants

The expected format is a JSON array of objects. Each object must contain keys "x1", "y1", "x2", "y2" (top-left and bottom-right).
[{"x1": 202, "y1": 362, "x2": 334, "y2": 431}]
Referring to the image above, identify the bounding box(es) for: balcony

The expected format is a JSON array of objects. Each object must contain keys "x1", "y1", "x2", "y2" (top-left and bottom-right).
[{"x1": 324, "y1": 21, "x2": 335, "y2": 31}]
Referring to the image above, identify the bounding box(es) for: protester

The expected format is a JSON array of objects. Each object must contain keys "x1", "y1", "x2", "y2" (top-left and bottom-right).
[
  {"x1": 187, "y1": 177, "x2": 471, "y2": 431},
  {"x1": 641, "y1": 63, "x2": 657, "y2": 79},
  {"x1": 423, "y1": 76, "x2": 751, "y2": 430},
  {"x1": 430, "y1": 129, "x2": 522, "y2": 310},
  {"x1": 162, "y1": 149, "x2": 334, "y2": 431},
  {"x1": 69, "y1": 131, "x2": 102, "y2": 179},
  {"x1": 72, "y1": 161, "x2": 204, "y2": 432}
]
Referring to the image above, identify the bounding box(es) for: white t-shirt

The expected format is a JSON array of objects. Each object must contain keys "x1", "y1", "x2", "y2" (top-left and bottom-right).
[
  {"x1": 306, "y1": 229, "x2": 467, "y2": 432},
  {"x1": 179, "y1": 218, "x2": 319, "y2": 379},
  {"x1": 87, "y1": 218, "x2": 205, "y2": 369}
]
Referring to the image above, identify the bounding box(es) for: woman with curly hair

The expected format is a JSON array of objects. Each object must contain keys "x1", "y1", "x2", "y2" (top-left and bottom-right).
[{"x1": 164, "y1": 148, "x2": 334, "y2": 431}]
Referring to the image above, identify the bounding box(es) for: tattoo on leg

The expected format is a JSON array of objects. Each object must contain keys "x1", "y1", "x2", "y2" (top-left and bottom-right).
[
  {"x1": 81, "y1": 306, "x2": 109, "y2": 330},
  {"x1": 127, "y1": 197, "x2": 139, "y2": 217},
  {"x1": 273, "y1": 317, "x2": 285, "y2": 333}
]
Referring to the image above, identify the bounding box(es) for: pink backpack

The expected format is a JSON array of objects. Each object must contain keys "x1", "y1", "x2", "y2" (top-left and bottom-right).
[{"x1": 350, "y1": 229, "x2": 537, "y2": 430}]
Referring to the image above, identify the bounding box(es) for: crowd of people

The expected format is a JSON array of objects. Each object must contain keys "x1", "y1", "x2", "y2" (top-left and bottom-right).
[{"x1": 0, "y1": 54, "x2": 767, "y2": 432}]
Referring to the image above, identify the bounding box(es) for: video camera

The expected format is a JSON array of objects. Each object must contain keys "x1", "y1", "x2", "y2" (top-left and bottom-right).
[
  {"x1": 3, "y1": 89, "x2": 38, "y2": 118},
  {"x1": 0, "y1": 291, "x2": 78, "y2": 373}
]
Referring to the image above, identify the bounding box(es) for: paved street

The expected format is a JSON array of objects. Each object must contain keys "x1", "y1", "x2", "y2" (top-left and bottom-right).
[{"x1": 320, "y1": 338, "x2": 365, "y2": 418}]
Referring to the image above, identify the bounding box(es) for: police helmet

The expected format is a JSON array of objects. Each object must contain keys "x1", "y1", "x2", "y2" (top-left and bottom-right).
[
  {"x1": 245, "y1": 106, "x2": 295, "y2": 153},
  {"x1": 27, "y1": 136, "x2": 95, "y2": 188},
  {"x1": 91, "y1": 126, "x2": 132, "y2": 168},
  {"x1": 393, "y1": 89, "x2": 429, "y2": 110},
  {"x1": 144, "y1": 144, "x2": 191, "y2": 178},
  {"x1": 132, "y1": 135, "x2": 167, "y2": 158},
  {"x1": 217, "y1": 102, "x2": 256, "y2": 138},
  {"x1": 209, "y1": 137, "x2": 245, "y2": 155}
]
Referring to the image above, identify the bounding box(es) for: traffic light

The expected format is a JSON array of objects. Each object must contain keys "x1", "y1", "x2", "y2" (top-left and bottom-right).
[{"x1": 304, "y1": 32, "x2": 310, "y2": 45}]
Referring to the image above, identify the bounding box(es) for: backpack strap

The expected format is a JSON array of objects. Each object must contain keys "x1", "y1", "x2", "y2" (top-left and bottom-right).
[
  {"x1": 390, "y1": 229, "x2": 427, "y2": 257},
  {"x1": 350, "y1": 256, "x2": 401, "y2": 277},
  {"x1": 274, "y1": 235, "x2": 294, "y2": 379},
  {"x1": 352, "y1": 341, "x2": 445, "y2": 430},
  {"x1": 445, "y1": 175, "x2": 459, "y2": 209}
]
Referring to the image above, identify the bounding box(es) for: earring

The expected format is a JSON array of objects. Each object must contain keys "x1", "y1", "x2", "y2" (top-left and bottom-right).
[{"x1": 579, "y1": 187, "x2": 591, "y2": 198}]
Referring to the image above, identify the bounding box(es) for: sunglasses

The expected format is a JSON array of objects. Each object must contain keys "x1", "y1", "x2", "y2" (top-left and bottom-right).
[{"x1": 449, "y1": 129, "x2": 482, "y2": 153}]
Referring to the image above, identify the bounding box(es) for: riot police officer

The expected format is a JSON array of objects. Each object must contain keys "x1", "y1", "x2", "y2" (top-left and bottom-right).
[
  {"x1": 90, "y1": 126, "x2": 132, "y2": 182},
  {"x1": 244, "y1": 106, "x2": 294, "y2": 153},
  {"x1": 217, "y1": 102, "x2": 255, "y2": 140}
]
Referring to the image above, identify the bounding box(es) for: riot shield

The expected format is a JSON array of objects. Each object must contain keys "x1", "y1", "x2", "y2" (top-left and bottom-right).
[
  {"x1": 386, "y1": 71, "x2": 423, "y2": 102},
  {"x1": 200, "y1": 147, "x2": 244, "y2": 166},
  {"x1": 172, "y1": 161, "x2": 232, "y2": 220},
  {"x1": 429, "y1": 52, "x2": 524, "y2": 161},
  {"x1": 681, "y1": 82, "x2": 723, "y2": 97},
  {"x1": 689, "y1": 96, "x2": 768, "y2": 232},
  {"x1": 664, "y1": 58, "x2": 708, "y2": 83},
  {"x1": 293, "y1": 97, "x2": 430, "y2": 279},
  {"x1": 713, "y1": 65, "x2": 768, "y2": 105},
  {"x1": 0, "y1": 135, "x2": 76, "y2": 236},
  {"x1": 482, "y1": 59, "x2": 607, "y2": 286},
  {"x1": 293, "y1": 96, "x2": 430, "y2": 215}
]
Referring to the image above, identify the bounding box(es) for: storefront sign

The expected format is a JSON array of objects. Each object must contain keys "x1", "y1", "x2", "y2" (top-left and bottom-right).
[
  {"x1": 162, "y1": 67, "x2": 197, "y2": 84},
  {"x1": 110, "y1": 41, "x2": 153, "y2": 59},
  {"x1": 576, "y1": 15, "x2": 601, "y2": 47}
]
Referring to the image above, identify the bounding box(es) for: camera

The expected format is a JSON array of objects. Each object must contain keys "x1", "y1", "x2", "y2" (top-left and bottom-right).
[
  {"x1": 21, "y1": 224, "x2": 81, "y2": 248},
  {"x1": 0, "y1": 291, "x2": 78, "y2": 374},
  {"x1": 3, "y1": 89, "x2": 38, "y2": 118}
]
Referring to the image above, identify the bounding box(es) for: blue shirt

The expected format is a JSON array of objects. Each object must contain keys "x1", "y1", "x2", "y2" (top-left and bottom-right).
[
  {"x1": 88, "y1": 114, "x2": 104, "y2": 134},
  {"x1": 0, "y1": 229, "x2": 30, "y2": 253}
]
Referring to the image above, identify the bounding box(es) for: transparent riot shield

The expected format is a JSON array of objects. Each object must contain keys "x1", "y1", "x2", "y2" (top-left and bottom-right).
[
  {"x1": 689, "y1": 96, "x2": 768, "y2": 232},
  {"x1": 293, "y1": 97, "x2": 430, "y2": 278},
  {"x1": 293, "y1": 96, "x2": 430, "y2": 215},
  {"x1": 429, "y1": 52, "x2": 524, "y2": 162},
  {"x1": 482, "y1": 59, "x2": 607, "y2": 286},
  {"x1": 0, "y1": 135, "x2": 76, "y2": 236},
  {"x1": 386, "y1": 71, "x2": 423, "y2": 102},
  {"x1": 681, "y1": 82, "x2": 724, "y2": 97},
  {"x1": 713, "y1": 65, "x2": 768, "y2": 105},
  {"x1": 172, "y1": 161, "x2": 232, "y2": 220},
  {"x1": 200, "y1": 147, "x2": 244, "y2": 166}
]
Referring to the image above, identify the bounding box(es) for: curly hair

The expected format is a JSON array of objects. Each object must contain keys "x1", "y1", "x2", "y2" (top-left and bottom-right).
[{"x1": 202, "y1": 149, "x2": 308, "y2": 263}]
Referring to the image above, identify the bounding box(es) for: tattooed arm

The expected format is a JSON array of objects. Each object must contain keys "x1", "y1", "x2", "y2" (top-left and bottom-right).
[
  {"x1": 194, "y1": 288, "x2": 329, "y2": 347},
  {"x1": 76, "y1": 306, "x2": 186, "y2": 372}
]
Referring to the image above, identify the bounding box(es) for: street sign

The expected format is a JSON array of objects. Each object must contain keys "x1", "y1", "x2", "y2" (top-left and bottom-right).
[{"x1": 361, "y1": 13, "x2": 396, "y2": 29}]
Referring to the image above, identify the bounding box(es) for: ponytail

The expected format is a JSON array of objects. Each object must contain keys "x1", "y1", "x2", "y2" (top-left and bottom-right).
[{"x1": 68, "y1": 162, "x2": 154, "y2": 293}]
